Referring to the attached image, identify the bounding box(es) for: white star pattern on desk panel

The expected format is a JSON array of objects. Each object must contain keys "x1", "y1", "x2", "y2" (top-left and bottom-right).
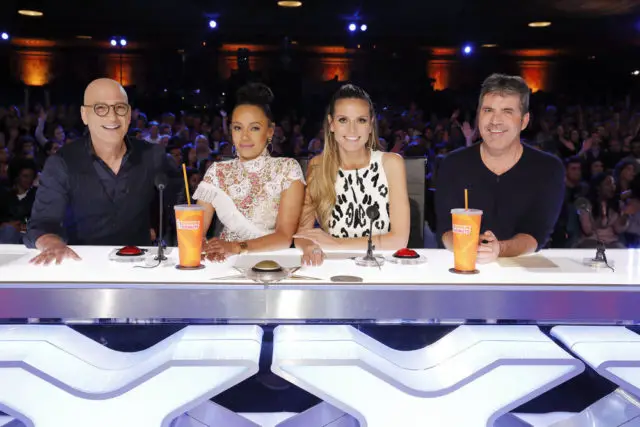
[
  {"x1": 0, "y1": 417, "x2": 21, "y2": 427},
  {"x1": 507, "y1": 389, "x2": 640, "y2": 426},
  {"x1": 174, "y1": 401, "x2": 357, "y2": 427},
  {"x1": 537, "y1": 326, "x2": 640, "y2": 427},
  {"x1": 271, "y1": 325, "x2": 585, "y2": 427},
  {"x1": 552, "y1": 326, "x2": 640, "y2": 396},
  {"x1": 0, "y1": 325, "x2": 262, "y2": 427}
]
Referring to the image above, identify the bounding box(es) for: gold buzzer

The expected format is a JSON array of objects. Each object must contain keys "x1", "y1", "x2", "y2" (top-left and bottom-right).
[{"x1": 252, "y1": 260, "x2": 283, "y2": 272}]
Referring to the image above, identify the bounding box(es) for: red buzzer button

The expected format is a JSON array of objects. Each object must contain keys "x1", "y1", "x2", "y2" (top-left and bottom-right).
[
  {"x1": 116, "y1": 246, "x2": 144, "y2": 256},
  {"x1": 393, "y1": 248, "x2": 419, "y2": 258}
]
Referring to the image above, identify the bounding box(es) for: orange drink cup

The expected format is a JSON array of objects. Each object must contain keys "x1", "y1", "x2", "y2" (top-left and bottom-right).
[
  {"x1": 450, "y1": 208, "x2": 483, "y2": 274},
  {"x1": 174, "y1": 204, "x2": 205, "y2": 270}
]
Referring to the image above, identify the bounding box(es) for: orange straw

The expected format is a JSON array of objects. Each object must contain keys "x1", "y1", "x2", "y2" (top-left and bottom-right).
[
  {"x1": 182, "y1": 163, "x2": 191, "y2": 205},
  {"x1": 464, "y1": 188, "x2": 468, "y2": 210}
]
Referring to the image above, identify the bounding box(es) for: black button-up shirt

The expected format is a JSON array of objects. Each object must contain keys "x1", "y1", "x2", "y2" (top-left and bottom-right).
[
  {"x1": 93, "y1": 144, "x2": 132, "y2": 201},
  {"x1": 25, "y1": 136, "x2": 181, "y2": 247}
]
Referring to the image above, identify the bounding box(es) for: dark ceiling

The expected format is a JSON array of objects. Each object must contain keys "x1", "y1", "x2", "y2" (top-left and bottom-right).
[{"x1": 2, "y1": 0, "x2": 640, "y2": 49}]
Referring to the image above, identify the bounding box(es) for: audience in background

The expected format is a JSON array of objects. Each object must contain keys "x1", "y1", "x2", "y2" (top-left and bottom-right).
[
  {"x1": 3, "y1": 78, "x2": 640, "y2": 248},
  {"x1": 0, "y1": 159, "x2": 38, "y2": 244}
]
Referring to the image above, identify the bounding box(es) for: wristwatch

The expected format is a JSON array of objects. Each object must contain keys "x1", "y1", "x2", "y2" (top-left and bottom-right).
[{"x1": 238, "y1": 241, "x2": 249, "y2": 255}]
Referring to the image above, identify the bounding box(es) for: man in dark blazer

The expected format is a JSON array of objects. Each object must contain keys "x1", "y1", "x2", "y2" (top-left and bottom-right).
[{"x1": 25, "y1": 78, "x2": 180, "y2": 265}]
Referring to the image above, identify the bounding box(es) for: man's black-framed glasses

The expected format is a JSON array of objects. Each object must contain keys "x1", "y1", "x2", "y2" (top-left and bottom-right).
[{"x1": 83, "y1": 103, "x2": 130, "y2": 117}]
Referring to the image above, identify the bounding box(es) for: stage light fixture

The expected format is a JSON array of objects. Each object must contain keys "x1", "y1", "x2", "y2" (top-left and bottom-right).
[
  {"x1": 529, "y1": 21, "x2": 552, "y2": 28},
  {"x1": 278, "y1": 1, "x2": 302, "y2": 7},
  {"x1": 18, "y1": 9, "x2": 43, "y2": 17}
]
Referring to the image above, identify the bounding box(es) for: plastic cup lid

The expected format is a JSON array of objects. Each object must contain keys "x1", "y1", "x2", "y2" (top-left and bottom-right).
[
  {"x1": 451, "y1": 208, "x2": 483, "y2": 215},
  {"x1": 175, "y1": 204, "x2": 203, "y2": 211}
]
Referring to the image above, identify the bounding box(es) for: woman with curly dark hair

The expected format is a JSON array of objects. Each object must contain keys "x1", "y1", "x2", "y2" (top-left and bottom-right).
[{"x1": 577, "y1": 172, "x2": 631, "y2": 248}]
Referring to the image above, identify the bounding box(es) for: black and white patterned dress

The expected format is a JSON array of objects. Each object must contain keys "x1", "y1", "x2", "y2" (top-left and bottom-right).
[{"x1": 328, "y1": 150, "x2": 391, "y2": 238}]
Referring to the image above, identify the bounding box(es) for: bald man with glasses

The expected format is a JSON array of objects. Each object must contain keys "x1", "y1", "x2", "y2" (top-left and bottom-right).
[{"x1": 25, "y1": 78, "x2": 180, "y2": 264}]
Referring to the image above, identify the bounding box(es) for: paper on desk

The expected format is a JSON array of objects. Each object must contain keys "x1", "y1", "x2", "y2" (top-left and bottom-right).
[
  {"x1": 497, "y1": 255, "x2": 559, "y2": 269},
  {"x1": 498, "y1": 254, "x2": 613, "y2": 275}
]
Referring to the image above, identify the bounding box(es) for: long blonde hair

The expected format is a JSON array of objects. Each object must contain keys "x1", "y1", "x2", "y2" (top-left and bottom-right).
[{"x1": 308, "y1": 84, "x2": 380, "y2": 230}]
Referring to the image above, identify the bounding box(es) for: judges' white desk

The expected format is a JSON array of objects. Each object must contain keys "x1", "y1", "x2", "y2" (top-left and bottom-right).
[
  {"x1": 0, "y1": 245, "x2": 639, "y2": 427},
  {"x1": 0, "y1": 244, "x2": 639, "y2": 323}
]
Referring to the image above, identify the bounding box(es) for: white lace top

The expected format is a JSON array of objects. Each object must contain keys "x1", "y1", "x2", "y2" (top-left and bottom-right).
[
  {"x1": 193, "y1": 150, "x2": 305, "y2": 241},
  {"x1": 328, "y1": 150, "x2": 391, "y2": 238}
]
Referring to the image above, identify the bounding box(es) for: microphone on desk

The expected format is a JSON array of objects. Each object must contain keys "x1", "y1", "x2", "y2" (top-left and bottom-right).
[
  {"x1": 354, "y1": 203, "x2": 385, "y2": 268},
  {"x1": 365, "y1": 205, "x2": 379, "y2": 258},
  {"x1": 575, "y1": 197, "x2": 613, "y2": 270},
  {"x1": 154, "y1": 172, "x2": 168, "y2": 262}
]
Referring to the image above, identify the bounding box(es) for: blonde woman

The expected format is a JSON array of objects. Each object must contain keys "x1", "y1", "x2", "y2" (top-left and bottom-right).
[{"x1": 294, "y1": 84, "x2": 410, "y2": 265}]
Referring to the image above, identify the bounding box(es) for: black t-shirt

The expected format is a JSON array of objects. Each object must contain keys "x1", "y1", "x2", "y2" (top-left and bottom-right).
[{"x1": 435, "y1": 143, "x2": 565, "y2": 250}]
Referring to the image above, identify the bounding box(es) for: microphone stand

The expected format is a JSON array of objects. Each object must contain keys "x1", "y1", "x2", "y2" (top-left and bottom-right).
[
  {"x1": 155, "y1": 182, "x2": 167, "y2": 262},
  {"x1": 583, "y1": 204, "x2": 614, "y2": 271},
  {"x1": 365, "y1": 220, "x2": 375, "y2": 260},
  {"x1": 354, "y1": 207, "x2": 385, "y2": 269}
]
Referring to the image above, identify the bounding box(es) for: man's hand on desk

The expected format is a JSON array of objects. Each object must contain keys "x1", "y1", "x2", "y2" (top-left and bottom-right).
[
  {"x1": 477, "y1": 230, "x2": 500, "y2": 264},
  {"x1": 30, "y1": 234, "x2": 81, "y2": 265}
]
